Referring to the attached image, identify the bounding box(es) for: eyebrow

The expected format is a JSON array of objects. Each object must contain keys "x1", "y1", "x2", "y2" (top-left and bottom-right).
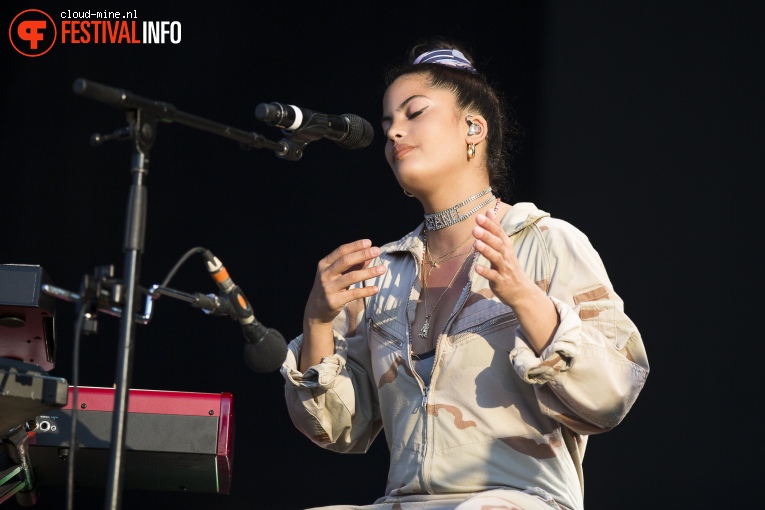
[{"x1": 381, "y1": 94, "x2": 428, "y2": 124}]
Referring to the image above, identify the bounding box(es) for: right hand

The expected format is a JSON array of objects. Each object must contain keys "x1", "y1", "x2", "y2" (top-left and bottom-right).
[{"x1": 304, "y1": 239, "x2": 385, "y2": 327}]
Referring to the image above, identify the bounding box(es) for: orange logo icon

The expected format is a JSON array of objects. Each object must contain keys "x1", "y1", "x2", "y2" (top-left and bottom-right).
[{"x1": 9, "y1": 9, "x2": 57, "y2": 57}]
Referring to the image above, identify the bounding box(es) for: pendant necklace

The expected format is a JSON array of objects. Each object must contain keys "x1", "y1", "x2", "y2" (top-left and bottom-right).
[
  {"x1": 419, "y1": 244, "x2": 474, "y2": 339},
  {"x1": 418, "y1": 195, "x2": 502, "y2": 339}
]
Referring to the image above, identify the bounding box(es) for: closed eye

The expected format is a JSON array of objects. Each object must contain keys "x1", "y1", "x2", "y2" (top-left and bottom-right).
[{"x1": 409, "y1": 106, "x2": 428, "y2": 119}]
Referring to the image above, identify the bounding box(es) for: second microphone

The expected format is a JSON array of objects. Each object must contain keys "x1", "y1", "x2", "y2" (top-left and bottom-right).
[{"x1": 255, "y1": 102, "x2": 374, "y2": 150}]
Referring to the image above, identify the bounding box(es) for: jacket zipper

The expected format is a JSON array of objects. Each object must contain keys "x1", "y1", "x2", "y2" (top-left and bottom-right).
[
  {"x1": 368, "y1": 319, "x2": 403, "y2": 348},
  {"x1": 418, "y1": 254, "x2": 479, "y2": 494},
  {"x1": 449, "y1": 313, "x2": 519, "y2": 343},
  {"x1": 404, "y1": 245, "x2": 432, "y2": 489},
  {"x1": 427, "y1": 253, "x2": 481, "y2": 388}
]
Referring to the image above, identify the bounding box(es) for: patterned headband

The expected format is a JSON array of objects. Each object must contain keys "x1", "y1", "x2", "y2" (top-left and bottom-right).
[{"x1": 412, "y1": 49, "x2": 477, "y2": 73}]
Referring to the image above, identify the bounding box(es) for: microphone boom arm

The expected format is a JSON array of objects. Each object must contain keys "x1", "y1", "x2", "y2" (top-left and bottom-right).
[
  {"x1": 73, "y1": 78, "x2": 290, "y2": 156},
  {"x1": 42, "y1": 283, "x2": 241, "y2": 326}
]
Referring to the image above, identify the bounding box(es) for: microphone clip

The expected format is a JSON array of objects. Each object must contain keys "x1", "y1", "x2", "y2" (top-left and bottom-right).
[{"x1": 274, "y1": 135, "x2": 310, "y2": 162}]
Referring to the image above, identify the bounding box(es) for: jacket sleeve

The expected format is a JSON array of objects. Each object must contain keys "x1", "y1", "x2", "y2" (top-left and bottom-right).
[
  {"x1": 281, "y1": 295, "x2": 383, "y2": 453},
  {"x1": 508, "y1": 218, "x2": 649, "y2": 434}
]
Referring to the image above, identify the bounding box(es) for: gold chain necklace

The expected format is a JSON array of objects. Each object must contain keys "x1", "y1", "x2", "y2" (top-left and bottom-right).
[
  {"x1": 425, "y1": 246, "x2": 475, "y2": 279},
  {"x1": 419, "y1": 245, "x2": 474, "y2": 339},
  {"x1": 425, "y1": 231, "x2": 473, "y2": 277},
  {"x1": 417, "y1": 196, "x2": 502, "y2": 339}
]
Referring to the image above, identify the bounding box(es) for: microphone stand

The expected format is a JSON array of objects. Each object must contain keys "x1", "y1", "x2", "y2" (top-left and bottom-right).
[
  {"x1": 102, "y1": 105, "x2": 150, "y2": 510},
  {"x1": 70, "y1": 78, "x2": 291, "y2": 510}
]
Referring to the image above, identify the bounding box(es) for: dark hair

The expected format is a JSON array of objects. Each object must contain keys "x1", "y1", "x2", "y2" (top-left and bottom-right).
[{"x1": 384, "y1": 38, "x2": 521, "y2": 199}]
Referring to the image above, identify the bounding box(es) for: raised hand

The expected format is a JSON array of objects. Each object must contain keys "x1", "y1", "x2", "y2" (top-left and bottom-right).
[
  {"x1": 472, "y1": 210, "x2": 559, "y2": 353},
  {"x1": 300, "y1": 239, "x2": 386, "y2": 371},
  {"x1": 305, "y1": 239, "x2": 385, "y2": 325},
  {"x1": 472, "y1": 209, "x2": 534, "y2": 308}
]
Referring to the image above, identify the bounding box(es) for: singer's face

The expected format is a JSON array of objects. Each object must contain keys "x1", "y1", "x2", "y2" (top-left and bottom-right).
[{"x1": 382, "y1": 74, "x2": 467, "y2": 193}]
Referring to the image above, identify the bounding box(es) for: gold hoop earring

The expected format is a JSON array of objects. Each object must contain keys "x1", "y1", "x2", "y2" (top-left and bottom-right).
[
  {"x1": 404, "y1": 189, "x2": 415, "y2": 197},
  {"x1": 467, "y1": 142, "x2": 476, "y2": 160}
]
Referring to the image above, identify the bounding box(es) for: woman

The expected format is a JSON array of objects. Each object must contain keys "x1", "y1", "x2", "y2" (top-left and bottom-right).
[{"x1": 281, "y1": 39, "x2": 649, "y2": 510}]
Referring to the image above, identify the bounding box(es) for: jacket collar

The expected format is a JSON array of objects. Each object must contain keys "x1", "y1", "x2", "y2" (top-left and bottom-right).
[
  {"x1": 380, "y1": 202, "x2": 551, "y2": 257},
  {"x1": 502, "y1": 202, "x2": 551, "y2": 236},
  {"x1": 381, "y1": 222, "x2": 425, "y2": 257}
]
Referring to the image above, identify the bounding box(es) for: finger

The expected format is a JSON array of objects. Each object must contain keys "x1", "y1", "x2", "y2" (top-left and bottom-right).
[
  {"x1": 474, "y1": 263, "x2": 501, "y2": 282},
  {"x1": 475, "y1": 213, "x2": 505, "y2": 237},
  {"x1": 332, "y1": 245, "x2": 381, "y2": 275},
  {"x1": 335, "y1": 263, "x2": 386, "y2": 291},
  {"x1": 326, "y1": 283, "x2": 380, "y2": 311},
  {"x1": 345, "y1": 284, "x2": 380, "y2": 302},
  {"x1": 320, "y1": 245, "x2": 380, "y2": 280},
  {"x1": 472, "y1": 224, "x2": 506, "y2": 254},
  {"x1": 322, "y1": 239, "x2": 373, "y2": 268},
  {"x1": 474, "y1": 239, "x2": 505, "y2": 267}
]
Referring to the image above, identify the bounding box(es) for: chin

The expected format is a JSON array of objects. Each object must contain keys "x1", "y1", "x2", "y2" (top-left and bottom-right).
[{"x1": 391, "y1": 165, "x2": 425, "y2": 191}]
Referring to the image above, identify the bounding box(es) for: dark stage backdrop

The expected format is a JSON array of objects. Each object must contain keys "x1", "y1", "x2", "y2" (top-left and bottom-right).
[{"x1": 2, "y1": 1, "x2": 759, "y2": 509}]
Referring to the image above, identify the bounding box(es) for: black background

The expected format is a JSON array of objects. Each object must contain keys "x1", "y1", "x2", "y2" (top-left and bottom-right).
[{"x1": 2, "y1": 1, "x2": 760, "y2": 509}]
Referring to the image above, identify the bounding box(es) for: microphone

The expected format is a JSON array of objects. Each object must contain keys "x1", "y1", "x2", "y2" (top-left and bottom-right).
[
  {"x1": 255, "y1": 102, "x2": 374, "y2": 149},
  {"x1": 201, "y1": 250, "x2": 287, "y2": 373}
]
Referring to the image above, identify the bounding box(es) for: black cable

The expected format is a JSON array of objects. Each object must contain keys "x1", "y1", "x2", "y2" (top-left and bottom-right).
[
  {"x1": 64, "y1": 246, "x2": 207, "y2": 508},
  {"x1": 160, "y1": 247, "x2": 208, "y2": 287},
  {"x1": 62, "y1": 246, "x2": 208, "y2": 508},
  {"x1": 66, "y1": 303, "x2": 89, "y2": 510}
]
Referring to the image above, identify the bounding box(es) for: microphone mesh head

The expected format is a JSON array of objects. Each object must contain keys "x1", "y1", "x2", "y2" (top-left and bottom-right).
[
  {"x1": 337, "y1": 114, "x2": 374, "y2": 149},
  {"x1": 244, "y1": 329, "x2": 288, "y2": 373}
]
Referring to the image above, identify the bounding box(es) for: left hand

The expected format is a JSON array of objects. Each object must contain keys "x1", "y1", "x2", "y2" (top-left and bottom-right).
[
  {"x1": 472, "y1": 209, "x2": 536, "y2": 307},
  {"x1": 473, "y1": 209, "x2": 560, "y2": 353}
]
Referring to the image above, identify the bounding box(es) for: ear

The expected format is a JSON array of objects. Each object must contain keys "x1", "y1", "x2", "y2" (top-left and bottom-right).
[{"x1": 465, "y1": 114, "x2": 488, "y2": 145}]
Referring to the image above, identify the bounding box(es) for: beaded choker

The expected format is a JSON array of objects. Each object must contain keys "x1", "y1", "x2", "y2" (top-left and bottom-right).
[{"x1": 424, "y1": 187, "x2": 493, "y2": 230}]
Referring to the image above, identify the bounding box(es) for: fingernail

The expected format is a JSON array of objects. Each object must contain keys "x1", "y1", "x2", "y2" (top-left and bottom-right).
[
  {"x1": 362, "y1": 239, "x2": 371, "y2": 247},
  {"x1": 375, "y1": 265, "x2": 385, "y2": 273},
  {"x1": 371, "y1": 247, "x2": 380, "y2": 256}
]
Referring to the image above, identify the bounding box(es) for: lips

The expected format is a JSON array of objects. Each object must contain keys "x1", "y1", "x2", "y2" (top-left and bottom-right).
[{"x1": 392, "y1": 144, "x2": 415, "y2": 161}]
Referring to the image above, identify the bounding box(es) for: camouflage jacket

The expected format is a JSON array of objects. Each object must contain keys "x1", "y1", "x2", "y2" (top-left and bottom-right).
[{"x1": 281, "y1": 203, "x2": 649, "y2": 510}]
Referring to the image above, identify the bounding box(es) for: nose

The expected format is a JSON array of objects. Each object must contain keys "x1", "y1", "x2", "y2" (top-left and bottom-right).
[{"x1": 385, "y1": 118, "x2": 404, "y2": 142}]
